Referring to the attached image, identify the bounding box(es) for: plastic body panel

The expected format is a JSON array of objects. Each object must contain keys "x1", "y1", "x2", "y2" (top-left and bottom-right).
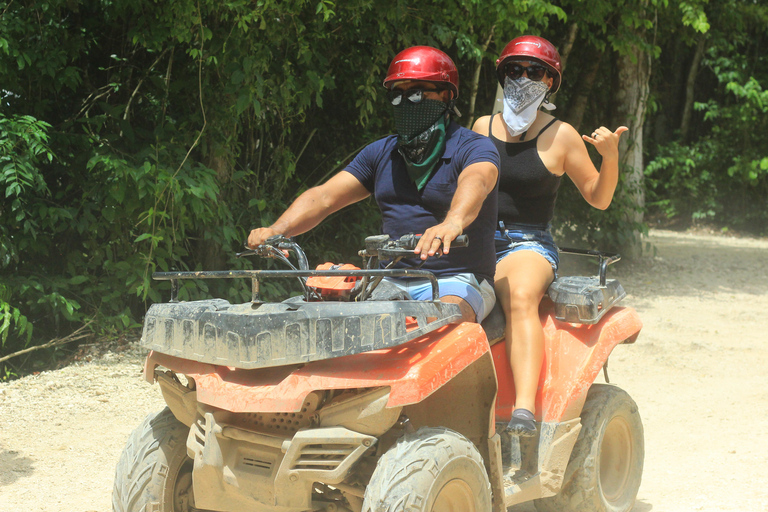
[
  {"x1": 145, "y1": 321, "x2": 491, "y2": 413},
  {"x1": 492, "y1": 305, "x2": 642, "y2": 423},
  {"x1": 547, "y1": 276, "x2": 626, "y2": 324}
]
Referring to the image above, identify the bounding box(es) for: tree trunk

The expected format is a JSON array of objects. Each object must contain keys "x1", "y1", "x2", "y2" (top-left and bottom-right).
[
  {"x1": 549, "y1": 22, "x2": 579, "y2": 105},
  {"x1": 466, "y1": 26, "x2": 495, "y2": 128},
  {"x1": 612, "y1": 42, "x2": 652, "y2": 258},
  {"x1": 559, "y1": 22, "x2": 579, "y2": 72},
  {"x1": 565, "y1": 52, "x2": 603, "y2": 132},
  {"x1": 680, "y1": 35, "x2": 707, "y2": 142}
]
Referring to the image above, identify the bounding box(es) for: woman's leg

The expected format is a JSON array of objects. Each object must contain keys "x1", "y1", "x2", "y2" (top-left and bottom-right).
[{"x1": 495, "y1": 250, "x2": 555, "y2": 427}]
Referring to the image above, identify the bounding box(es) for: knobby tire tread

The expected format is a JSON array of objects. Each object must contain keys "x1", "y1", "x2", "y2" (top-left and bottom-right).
[
  {"x1": 112, "y1": 407, "x2": 188, "y2": 512},
  {"x1": 362, "y1": 426, "x2": 492, "y2": 512},
  {"x1": 534, "y1": 384, "x2": 644, "y2": 512}
]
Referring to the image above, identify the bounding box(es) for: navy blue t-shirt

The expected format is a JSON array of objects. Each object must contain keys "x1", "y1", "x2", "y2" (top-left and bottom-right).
[{"x1": 345, "y1": 121, "x2": 500, "y2": 283}]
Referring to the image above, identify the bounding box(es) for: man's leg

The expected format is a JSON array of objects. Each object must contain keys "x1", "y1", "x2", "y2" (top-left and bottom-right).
[
  {"x1": 386, "y1": 274, "x2": 495, "y2": 323},
  {"x1": 440, "y1": 295, "x2": 477, "y2": 323}
]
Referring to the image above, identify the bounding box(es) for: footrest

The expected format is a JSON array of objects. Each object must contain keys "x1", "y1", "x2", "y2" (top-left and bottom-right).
[{"x1": 547, "y1": 276, "x2": 626, "y2": 324}]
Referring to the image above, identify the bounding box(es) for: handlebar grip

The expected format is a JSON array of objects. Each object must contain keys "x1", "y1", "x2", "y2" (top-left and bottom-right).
[
  {"x1": 399, "y1": 233, "x2": 469, "y2": 250},
  {"x1": 451, "y1": 234, "x2": 469, "y2": 247}
]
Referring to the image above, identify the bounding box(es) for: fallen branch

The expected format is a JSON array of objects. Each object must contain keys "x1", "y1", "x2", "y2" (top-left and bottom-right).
[{"x1": 0, "y1": 321, "x2": 94, "y2": 365}]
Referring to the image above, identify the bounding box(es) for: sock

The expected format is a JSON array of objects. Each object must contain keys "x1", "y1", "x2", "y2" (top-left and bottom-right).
[{"x1": 512, "y1": 408, "x2": 534, "y2": 421}]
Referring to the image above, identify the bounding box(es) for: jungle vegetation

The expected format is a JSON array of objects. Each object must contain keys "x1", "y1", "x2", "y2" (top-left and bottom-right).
[{"x1": 1, "y1": 0, "x2": 766, "y2": 377}]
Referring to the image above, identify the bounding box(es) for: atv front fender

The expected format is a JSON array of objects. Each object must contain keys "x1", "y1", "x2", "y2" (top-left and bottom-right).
[{"x1": 145, "y1": 321, "x2": 493, "y2": 414}]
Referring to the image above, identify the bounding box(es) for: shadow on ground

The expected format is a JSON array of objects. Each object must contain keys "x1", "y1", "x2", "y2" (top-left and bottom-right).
[{"x1": 0, "y1": 446, "x2": 35, "y2": 486}]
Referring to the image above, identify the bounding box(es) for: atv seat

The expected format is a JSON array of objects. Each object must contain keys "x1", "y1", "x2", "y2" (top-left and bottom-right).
[{"x1": 481, "y1": 303, "x2": 506, "y2": 346}]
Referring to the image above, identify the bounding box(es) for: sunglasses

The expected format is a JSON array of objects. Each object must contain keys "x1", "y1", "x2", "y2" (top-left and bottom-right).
[
  {"x1": 388, "y1": 88, "x2": 442, "y2": 106},
  {"x1": 502, "y1": 62, "x2": 549, "y2": 82}
]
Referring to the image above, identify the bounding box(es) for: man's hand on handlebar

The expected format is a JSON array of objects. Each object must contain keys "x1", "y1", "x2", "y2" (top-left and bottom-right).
[
  {"x1": 413, "y1": 221, "x2": 463, "y2": 260},
  {"x1": 247, "y1": 227, "x2": 281, "y2": 249}
]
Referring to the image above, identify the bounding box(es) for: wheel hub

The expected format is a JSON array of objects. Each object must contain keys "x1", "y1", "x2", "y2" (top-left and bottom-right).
[
  {"x1": 600, "y1": 416, "x2": 633, "y2": 502},
  {"x1": 432, "y1": 479, "x2": 476, "y2": 512}
]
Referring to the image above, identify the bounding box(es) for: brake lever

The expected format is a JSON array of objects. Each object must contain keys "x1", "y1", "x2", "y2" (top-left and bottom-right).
[{"x1": 236, "y1": 246, "x2": 259, "y2": 258}]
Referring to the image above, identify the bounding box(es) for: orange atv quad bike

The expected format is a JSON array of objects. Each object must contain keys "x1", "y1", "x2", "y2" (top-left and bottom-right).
[{"x1": 113, "y1": 234, "x2": 643, "y2": 512}]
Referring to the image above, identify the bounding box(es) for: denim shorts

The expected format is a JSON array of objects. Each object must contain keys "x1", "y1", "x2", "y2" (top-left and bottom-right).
[
  {"x1": 495, "y1": 222, "x2": 559, "y2": 271},
  {"x1": 384, "y1": 273, "x2": 497, "y2": 323}
]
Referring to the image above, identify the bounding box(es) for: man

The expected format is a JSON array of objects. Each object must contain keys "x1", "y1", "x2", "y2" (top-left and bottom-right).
[{"x1": 248, "y1": 46, "x2": 499, "y2": 323}]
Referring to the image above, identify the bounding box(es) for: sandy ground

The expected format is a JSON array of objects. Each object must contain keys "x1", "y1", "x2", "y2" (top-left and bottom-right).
[{"x1": 1, "y1": 228, "x2": 767, "y2": 512}]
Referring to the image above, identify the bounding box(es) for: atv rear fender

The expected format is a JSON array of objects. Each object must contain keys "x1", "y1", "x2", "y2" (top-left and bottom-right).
[{"x1": 492, "y1": 305, "x2": 642, "y2": 424}]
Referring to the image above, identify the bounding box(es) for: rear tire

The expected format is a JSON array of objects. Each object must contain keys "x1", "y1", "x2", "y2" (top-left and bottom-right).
[
  {"x1": 112, "y1": 408, "x2": 208, "y2": 512},
  {"x1": 534, "y1": 384, "x2": 644, "y2": 512},
  {"x1": 362, "y1": 426, "x2": 492, "y2": 512}
]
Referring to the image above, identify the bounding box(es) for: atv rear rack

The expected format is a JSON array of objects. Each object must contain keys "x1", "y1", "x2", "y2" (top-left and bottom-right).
[{"x1": 546, "y1": 248, "x2": 626, "y2": 324}]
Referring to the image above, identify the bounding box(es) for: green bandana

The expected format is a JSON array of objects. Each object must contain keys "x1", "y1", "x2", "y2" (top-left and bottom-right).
[{"x1": 393, "y1": 99, "x2": 449, "y2": 191}]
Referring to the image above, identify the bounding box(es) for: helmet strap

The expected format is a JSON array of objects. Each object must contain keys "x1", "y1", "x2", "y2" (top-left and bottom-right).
[
  {"x1": 447, "y1": 99, "x2": 462, "y2": 118},
  {"x1": 542, "y1": 91, "x2": 557, "y2": 111}
]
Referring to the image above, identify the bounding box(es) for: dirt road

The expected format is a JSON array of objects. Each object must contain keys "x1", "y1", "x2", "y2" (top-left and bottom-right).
[{"x1": 1, "y1": 229, "x2": 767, "y2": 512}]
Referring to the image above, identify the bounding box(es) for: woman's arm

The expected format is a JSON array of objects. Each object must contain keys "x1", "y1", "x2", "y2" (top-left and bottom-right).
[{"x1": 559, "y1": 124, "x2": 628, "y2": 210}]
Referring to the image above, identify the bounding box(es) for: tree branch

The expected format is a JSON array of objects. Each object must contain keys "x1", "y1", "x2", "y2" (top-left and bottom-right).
[
  {"x1": 0, "y1": 321, "x2": 94, "y2": 365},
  {"x1": 549, "y1": 22, "x2": 579, "y2": 105}
]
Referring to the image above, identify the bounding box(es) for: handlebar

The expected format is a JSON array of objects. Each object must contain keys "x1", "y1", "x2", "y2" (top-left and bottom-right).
[
  {"x1": 237, "y1": 235, "x2": 310, "y2": 271},
  {"x1": 230, "y1": 233, "x2": 470, "y2": 303},
  {"x1": 360, "y1": 233, "x2": 469, "y2": 259}
]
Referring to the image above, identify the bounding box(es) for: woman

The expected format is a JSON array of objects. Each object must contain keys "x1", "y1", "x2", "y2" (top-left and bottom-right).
[{"x1": 472, "y1": 35, "x2": 628, "y2": 436}]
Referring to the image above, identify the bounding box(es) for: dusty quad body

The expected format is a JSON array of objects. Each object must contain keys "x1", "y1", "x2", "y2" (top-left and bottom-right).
[{"x1": 113, "y1": 235, "x2": 644, "y2": 512}]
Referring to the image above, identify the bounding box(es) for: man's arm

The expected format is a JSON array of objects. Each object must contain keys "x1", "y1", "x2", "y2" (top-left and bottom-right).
[
  {"x1": 247, "y1": 171, "x2": 370, "y2": 248},
  {"x1": 414, "y1": 161, "x2": 498, "y2": 259}
]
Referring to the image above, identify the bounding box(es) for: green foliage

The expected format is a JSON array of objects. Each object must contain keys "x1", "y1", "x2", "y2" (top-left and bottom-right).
[
  {"x1": 554, "y1": 166, "x2": 648, "y2": 253},
  {"x1": 0, "y1": 114, "x2": 53, "y2": 358},
  {"x1": 678, "y1": 0, "x2": 710, "y2": 33},
  {"x1": 1, "y1": 0, "x2": 766, "y2": 377},
  {"x1": 645, "y1": 9, "x2": 768, "y2": 233}
]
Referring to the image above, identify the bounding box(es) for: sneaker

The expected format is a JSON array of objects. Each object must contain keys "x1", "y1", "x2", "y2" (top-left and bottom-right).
[{"x1": 504, "y1": 409, "x2": 537, "y2": 437}]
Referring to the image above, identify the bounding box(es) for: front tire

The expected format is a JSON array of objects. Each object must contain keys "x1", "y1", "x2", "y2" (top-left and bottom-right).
[
  {"x1": 113, "y1": 407, "x2": 207, "y2": 512},
  {"x1": 362, "y1": 426, "x2": 492, "y2": 512},
  {"x1": 535, "y1": 384, "x2": 644, "y2": 512}
]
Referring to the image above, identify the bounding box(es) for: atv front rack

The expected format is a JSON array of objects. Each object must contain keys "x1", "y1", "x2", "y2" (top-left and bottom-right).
[
  {"x1": 142, "y1": 268, "x2": 463, "y2": 370},
  {"x1": 154, "y1": 268, "x2": 443, "y2": 304}
]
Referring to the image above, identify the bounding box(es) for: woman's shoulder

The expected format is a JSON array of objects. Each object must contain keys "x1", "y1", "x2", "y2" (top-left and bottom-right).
[
  {"x1": 539, "y1": 115, "x2": 580, "y2": 142},
  {"x1": 453, "y1": 122, "x2": 496, "y2": 150},
  {"x1": 471, "y1": 114, "x2": 493, "y2": 135}
]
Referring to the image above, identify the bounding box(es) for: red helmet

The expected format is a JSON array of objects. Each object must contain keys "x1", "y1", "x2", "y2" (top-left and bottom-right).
[
  {"x1": 496, "y1": 35, "x2": 562, "y2": 93},
  {"x1": 383, "y1": 46, "x2": 459, "y2": 99}
]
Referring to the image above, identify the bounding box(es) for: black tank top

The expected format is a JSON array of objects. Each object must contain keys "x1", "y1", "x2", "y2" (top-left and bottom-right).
[{"x1": 489, "y1": 114, "x2": 562, "y2": 226}]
